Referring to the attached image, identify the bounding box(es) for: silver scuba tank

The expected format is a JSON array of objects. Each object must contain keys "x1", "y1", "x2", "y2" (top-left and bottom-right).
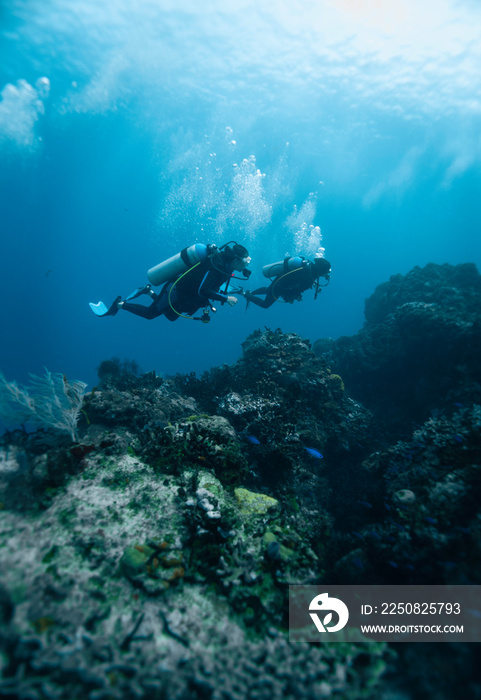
[
  {"x1": 147, "y1": 243, "x2": 209, "y2": 286},
  {"x1": 262, "y1": 256, "x2": 304, "y2": 279}
]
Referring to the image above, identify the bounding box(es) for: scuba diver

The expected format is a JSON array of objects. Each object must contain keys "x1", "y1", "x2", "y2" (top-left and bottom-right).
[
  {"x1": 241, "y1": 255, "x2": 331, "y2": 309},
  {"x1": 89, "y1": 242, "x2": 251, "y2": 323}
]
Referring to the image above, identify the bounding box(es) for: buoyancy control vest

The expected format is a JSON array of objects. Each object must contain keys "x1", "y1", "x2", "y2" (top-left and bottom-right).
[{"x1": 264, "y1": 256, "x2": 318, "y2": 303}]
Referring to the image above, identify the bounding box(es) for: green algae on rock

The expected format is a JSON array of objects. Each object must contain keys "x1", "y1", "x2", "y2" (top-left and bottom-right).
[
  {"x1": 234, "y1": 487, "x2": 278, "y2": 517},
  {"x1": 120, "y1": 544, "x2": 156, "y2": 579}
]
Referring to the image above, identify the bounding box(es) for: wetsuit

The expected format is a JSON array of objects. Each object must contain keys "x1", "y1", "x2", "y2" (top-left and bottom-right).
[
  {"x1": 245, "y1": 261, "x2": 320, "y2": 309},
  {"x1": 121, "y1": 254, "x2": 234, "y2": 321}
]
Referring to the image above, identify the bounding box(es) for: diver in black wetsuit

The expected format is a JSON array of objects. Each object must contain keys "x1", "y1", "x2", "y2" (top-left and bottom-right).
[
  {"x1": 242, "y1": 256, "x2": 331, "y2": 309},
  {"x1": 93, "y1": 243, "x2": 251, "y2": 323}
]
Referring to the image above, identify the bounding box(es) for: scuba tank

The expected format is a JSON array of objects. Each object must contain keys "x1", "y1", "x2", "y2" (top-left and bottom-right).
[
  {"x1": 147, "y1": 243, "x2": 209, "y2": 286},
  {"x1": 262, "y1": 256, "x2": 304, "y2": 279}
]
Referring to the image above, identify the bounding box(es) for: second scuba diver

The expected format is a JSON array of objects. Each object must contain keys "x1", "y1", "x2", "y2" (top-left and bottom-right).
[
  {"x1": 89, "y1": 242, "x2": 251, "y2": 323},
  {"x1": 241, "y1": 255, "x2": 331, "y2": 308}
]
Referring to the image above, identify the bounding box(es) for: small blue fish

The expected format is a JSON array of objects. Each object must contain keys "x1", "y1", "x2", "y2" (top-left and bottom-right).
[
  {"x1": 454, "y1": 402, "x2": 464, "y2": 408},
  {"x1": 453, "y1": 435, "x2": 464, "y2": 443},
  {"x1": 424, "y1": 516, "x2": 437, "y2": 524},
  {"x1": 304, "y1": 447, "x2": 323, "y2": 459},
  {"x1": 247, "y1": 435, "x2": 260, "y2": 445},
  {"x1": 384, "y1": 502, "x2": 391, "y2": 511},
  {"x1": 357, "y1": 500, "x2": 373, "y2": 508},
  {"x1": 387, "y1": 561, "x2": 398, "y2": 568}
]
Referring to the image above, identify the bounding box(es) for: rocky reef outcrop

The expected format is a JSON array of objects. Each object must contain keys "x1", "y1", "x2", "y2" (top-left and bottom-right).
[
  {"x1": 0, "y1": 334, "x2": 388, "y2": 700},
  {"x1": 314, "y1": 263, "x2": 481, "y2": 432},
  {"x1": 1, "y1": 262, "x2": 481, "y2": 699}
]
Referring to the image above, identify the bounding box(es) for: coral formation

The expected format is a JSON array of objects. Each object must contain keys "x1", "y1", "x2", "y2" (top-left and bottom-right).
[
  {"x1": 1, "y1": 262, "x2": 481, "y2": 699},
  {"x1": 314, "y1": 263, "x2": 481, "y2": 430}
]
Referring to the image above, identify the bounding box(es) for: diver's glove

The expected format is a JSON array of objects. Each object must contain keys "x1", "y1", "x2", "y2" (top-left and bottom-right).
[{"x1": 226, "y1": 296, "x2": 238, "y2": 306}]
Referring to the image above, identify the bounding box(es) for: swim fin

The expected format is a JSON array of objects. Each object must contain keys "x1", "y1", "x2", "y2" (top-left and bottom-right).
[
  {"x1": 89, "y1": 296, "x2": 122, "y2": 317},
  {"x1": 89, "y1": 301, "x2": 109, "y2": 316},
  {"x1": 126, "y1": 284, "x2": 153, "y2": 301}
]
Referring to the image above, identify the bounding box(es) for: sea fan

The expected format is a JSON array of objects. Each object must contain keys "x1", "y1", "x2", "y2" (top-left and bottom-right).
[{"x1": 0, "y1": 368, "x2": 87, "y2": 442}]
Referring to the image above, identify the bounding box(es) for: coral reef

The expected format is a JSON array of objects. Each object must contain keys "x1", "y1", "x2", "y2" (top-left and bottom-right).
[
  {"x1": 1, "y1": 262, "x2": 481, "y2": 698},
  {"x1": 314, "y1": 262, "x2": 481, "y2": 431}
]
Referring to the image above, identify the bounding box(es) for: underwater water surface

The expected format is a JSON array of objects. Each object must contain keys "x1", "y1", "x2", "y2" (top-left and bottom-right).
[{"x1": 1, "y1": 0, "x2": 481, "y2": 387}]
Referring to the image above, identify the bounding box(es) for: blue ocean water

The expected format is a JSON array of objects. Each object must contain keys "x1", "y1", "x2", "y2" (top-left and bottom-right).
[{"x1": 1, "y1": 0, "x2": 481, "y2": 390}]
